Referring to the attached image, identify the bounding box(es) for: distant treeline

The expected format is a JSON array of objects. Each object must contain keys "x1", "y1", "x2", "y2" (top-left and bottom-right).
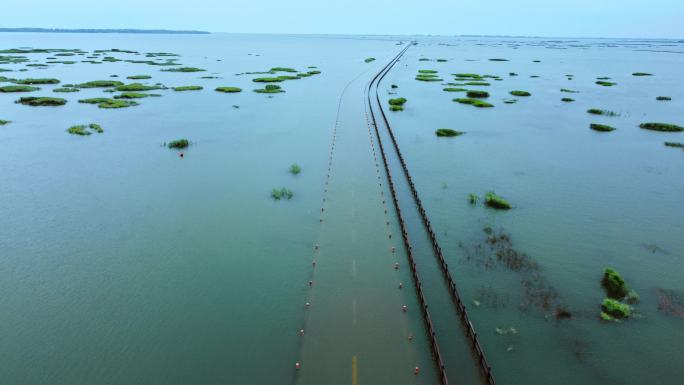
[{"x1": 0, "y1": 28, "x2": 210, "y2": 35}]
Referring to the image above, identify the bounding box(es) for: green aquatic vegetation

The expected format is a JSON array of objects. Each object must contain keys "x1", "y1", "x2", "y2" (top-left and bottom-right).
[
  {"x1": 596, "y1": 81, "x2": 616, "y2": 86},
  {"x1": 452, "y1": 73, "x2": 482, "y2": 79},
  {"x1": 389, "y1": 105, "x2": 403, "y2": 111},
  {"x1": 590, "y1": 124, "x2": 616, "y2": 132},
  {"x1": 391, "y1": 84, "x2": 398, "y2": 88},
  {"x1": 443, "y1": 87, "x2": 467, "y2": 92},
  {"x1": 453, "y1": 98, "x2": 494, "y2": 108},
  {"x1": 489, "y1": 58, "x2": 509, "y2": 61},
  {"x1": 464, "y1": 81, "x2": 490, "y2": 86},
  {"x1": 253, "y1": 77, "x2": 284, "y2": 83},
  {"x1": 484, "y1": 191, "x2": 511, "y2": 210},
  {"x1": 418, "y1": 69, "x2": 438, "y2": 73},
  {"x1": 437, "y1": 59, "x2": 447, "y2": 62},
  {"x1": 269, "y1": 67, "x2": 298, "y2": 73},
  {"x1": 602, "y1": 267, "x2": 629, "y2": 298},
  {"x1": 597, "y1": 77, "x2": 611, "y2": 80},
  {"x1": 388, "y1": 97, "x2": 407, "y2": 106},
  {"x1": 510, "y1": 90, "x2": 531, "y2": 97},
  {"x1": 254, "y1": 84, "x2": 284, "y2": 94},
  {"x1": 271, "y1": 187, "x2": 293, "y2": 200},
  {"x1": 664, "y1": 142, "x2": 684, "y2": 148},
  {"x1": 632, "y1": 72, "x2": 653, "y2": 76},
  {"x1": 561, "y1": 88, "x2": 579, "y2": 93},
  {"x1": 15, "y1": 96, "x2": 67, "y2": 106},
  {"x1": 306, "y1": 70, "x2": 321, "y2": 75},
  {"x1": 0, "y1": 85, "x2": 40, "y2": 92},
  {"x1": 53, "y1": 87, "x2": 80, "y2": 93},
  {"x1": 215, "y1": 86, "x2": 242, "y2": 93},
  {"x1": 127, "y1": 75, "x2": 152, "y2": 80},
  {"x1": 601, "y1": 298, "x2": 631, "y2": 318},
  {"x1": 415, "y1": 74, "x2": 443, "y2": 81},
  {"x1": 600, "y1": 312, "x2": 615, "y2": 322},
  {"x1": 561, "y1": 97, "x2": 575, "y2": 102},
  {"x1": 467, "y1": 90, "x2": 489, "y2": 98},
  {"x1": 113, "y1": 92, "x2": 157, "y2": 99},
  {"x1": 364, "y1": 58, "x2": 376, "y2": 63},
  {"x1": 640, "y1": 122, "x2": 683, "y2": 132},
  {"x1": 468, "y1": 193, "x2": 478, "y2": 205},
  {"x1": 290, "y1": 164, "x2": 302, "y2": 175},
  {"x1": 115, "y1": 83, "x2": 163, "y2": 92},
  {"x1": 67, "y1": 125, "x2": 90, "y2": 135},
  {"x1": 161, "y1": 67, "x2": 205, "y2": 72},
  {"x1": 509, "y1": 72, "x2": 518, "y2": 76},
  {"x1": 89, "y1": 123, "x2": 103, "y2": 133},
  {"x1": 0, "y1": 55, "x2": 30, "y2": 64},
  {"x1": 504, "y1": 99, "x2": 517, "y2": 104},
  {"x1": 0, "y1": 120, "x2": 11, "y2": 125},
  {"x1": 173, "y1": 85, "x2": 203, "y2": 91},
  {"x1": 276, "y1": 75, "x2": 300, "y2": 81},
  {"x1": 76, "y1": 80, "x2": 124, "y2": 88},
  {"x1": 587, "y1": 108, "x2": 620, "y2": 116},
  {"x1": 78, "y1": 98, "x2": 139, "y2": 109},
  {"x1": 13, "y1": 78, "x2": 60, "y2": 85},
  {"x1": 435, "y1": 128, "x2": 464, "y2": 137},
  {"x1": 418, "y1": 58, "x2": 431, "y2": 61},
  {"x1": 0, "y1": 68, "x2": 11, "y2": 72},
  {"x1": 656, "y1": 96, "x2": 671, "y2": 101},
  {"x1": 168, "y1": 139, "x2": 189, "y2": 149}
]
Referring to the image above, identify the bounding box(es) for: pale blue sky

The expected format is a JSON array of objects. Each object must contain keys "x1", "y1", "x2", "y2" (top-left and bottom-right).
[{"x1": 3, "y1": 0, "x2": 683, "y2": 38}]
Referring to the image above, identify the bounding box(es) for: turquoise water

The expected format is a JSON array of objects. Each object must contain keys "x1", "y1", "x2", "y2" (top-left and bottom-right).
[{"x1": 1, "y1": 33, "x2": 682, "y2": 384}]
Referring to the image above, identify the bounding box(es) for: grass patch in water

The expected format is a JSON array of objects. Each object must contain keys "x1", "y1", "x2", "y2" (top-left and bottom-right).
[
  {"x1": 0, "y1": 85, "x2": 39, "y2": 92},
  {"x1": 418, "y1": 69, "x2": 438, "y2": 73},
  {"x1": 561, "y1": 98, "x2": 575, "y2": 102},
  {"x1": 632, "y1": 72, "x2": 653, "y2": 76},
  {"x1": 115, "y1": 83, "x2": 164, "y2": 91},
  {"x1": 489, "y1": 58, "x2": 509, "y2": 61},
  {"x1": 76, "y1": 80, "x2": 124, "y2": 88},
  {"x1": 168, "y1": 139, "x2": 189, "y2": 149},
  {"x1": 415, "y1": 74, "x2": 443, "y2": 81},
  {"x1": 388, "y1": 97, "x2": 407, "y2": 106},
  {"x1": 78, "y1": 98, "x2": 139, "y2": 108},
  {"x1": 173, "y1": 85, "x2": 203, "y2": 91},
  {"x1": 484, "y1": 191, "x2": 511, "y2": 209},
  {"x1": 596, "y1": 81, "x2": 616, "y2": 86},
  {"x1": 443, "y1": 87, "x2": 467, "y2": 92},
  {"x1": 270, "y1": 67, "x2": 297, "y2": 72},
  {"x1": 254, "y1": 84, "x2": 284, "y2": 93},
  {"x1": 467, "y1": 90, "x2": 489, "y2": 98},
  {"x1": 16, "y1": 96, "x2": 67, "y2": 106},
  {"x1": 271, "y1": 187, "x2": 293, "y2": 200},
  {"x1": 504, "y1": 99, "x2": 517, "y2": 104},
  {"x1": 290, "y1": 164, "x2": 301, "y2": 175},
  {"x1": 364, "y1": 58, "x2": 376, "y2": 63},
  {"x1": 664, "y1": 142, "x2": 683, "y2": 148},
  {"x1": 639, "y1": 122, "x2": 684, "y2": 132},
  {"x1": 561, "y1": 88, "x2": 579, "y2": 93},
  {"x1": 601, "y1": 298, "x2": 631, "y2": 319},
  {"x1": 215, "y1": 86, "x2": 242, "y2": 93},
  {"x1": 590, "y1": 123, "x2": 616, "y2": 132},
  {"x1": 53, "y1": 87, "x2": 80, "y2": 93},
  {"x1": 656, "y1": 96, "x2": 671, "y2": 101},
  {"x1": 67, "y1": 123, "x2": 103, "y2": 136},
  {"x1": 13, "y1": 78, "x2": 60, "y2": 85},
  {"x1": 587, "y1": 108, "x2": 620, "y2": 116},
  {"x1": 435, "y1": 128, "x2": 464, "y2": 137},
  {"x1": 510, "y1": 90, "x2": 531, "y2": 96},
  {"x1": 468, "y1": 193, "x2": 478, "y2": 204},
  {"x1": 114, "y1": 92, "x2": 157, "y2": 99},
  {"x1": 127, "y1": 75, "x2": 152, "y2": 80},
  {"x1": 253, "y1": 77, "x2": 284, "y2": 83},
  {"x1": 389, "y1": 105, "x2": 403, "y2": 111},
  {"x1": 453, "y1": 98, "x2": 494, "y2": 108},
  {"x1": 464, "y1": 81, "x2": 490, "y2": 86},
  {"x1": 0, "y1": 119, "x2": 11, "y2": 125},
  {"x1": 161, "y1": 67, "x2": 206, "y2": 72}
]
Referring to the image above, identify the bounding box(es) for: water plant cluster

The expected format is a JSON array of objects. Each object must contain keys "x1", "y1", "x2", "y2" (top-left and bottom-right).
[
  {"x1": 388, "y1": 97, "x2": 407, "y2": 111},
  {"x1": 415, "y1": 69, "x2": 443, "y2": 82},
  {"x1": 435, "y1": 128, "x2": 464, "y2": 137},
  {"x1": 600, "y1": 267, "x2": 638, "y2": 322},
  {"x1": 271, "y1": 188, "x2": 294, "y2": 200},
  {"x1": 67, "y1": 123, "x2": 103, "y2": 135},
  {"x1": 167, "y1": 138, "x2": 189, "y2": 149}
]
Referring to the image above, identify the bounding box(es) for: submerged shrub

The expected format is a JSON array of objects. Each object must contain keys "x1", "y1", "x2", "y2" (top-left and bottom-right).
[
  {"x1": 467, "y1": 90, "x2": 489, "y2": 98},
  {"x1": 510, "y1": 90, "x2": 531, "y2": 97},
  {"x1": 173, "y1": 85, "x2": 203, "y2": 91},
  {"x1": 388, "y1": 97, "x2": 407, "y2": 106},
  {"x1": 484, "y1": 191, "x2": 511, "y2": 210},
  {"x1": 271, "y1": 187, "x2": 294, "y2": 200},
  {"x1": 468, "y1": 193, "x2": 478, "y2": 205},
  {"x1": 161, "y1": 67, "x2": 206, "y2": 72},
  {"x1": 602, "y1": 267, "x2": 629, "y2": 299},
  {"x1": 13, "y1": 78, "x2": 60, "y2": 85},
  {"x1": 168, "y1": 139, "x2": 189, "y2": 149},
  {"x1": 453, "y1": 98, "x2": 494, "y2": 108},
  {"x1": 601, "y1": 298, "x2": 631, "y2": 318},
  {"x1": 639, "y1": 122, "x2": 684, "y2": 132},
  {"x1": 76, "y1": 80, "x2": 124, "y2": 88},
  {"x1": 15, "y1": 96, "x2": 67, "y2": 106},
  {"x1": 443, "y1": 87, "x2": 467, "y2": 92},
  {"x1": 590, "y1": 124, "x2": 616, "y2": 132},
  {"x1": 435, "y1": 128, "x2": 464, "y2": 137},
  {"x1": 0, "y1": 85, "x2": 39, "y2": 92},
  {"x1": 215, "y1": 87, "x2": 242, "y2": 93}
]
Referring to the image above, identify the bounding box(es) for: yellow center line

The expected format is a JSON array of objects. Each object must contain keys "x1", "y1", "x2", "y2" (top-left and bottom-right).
[{"x1": 352, "y1": 355, "x2": 358, "y2": 385}]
